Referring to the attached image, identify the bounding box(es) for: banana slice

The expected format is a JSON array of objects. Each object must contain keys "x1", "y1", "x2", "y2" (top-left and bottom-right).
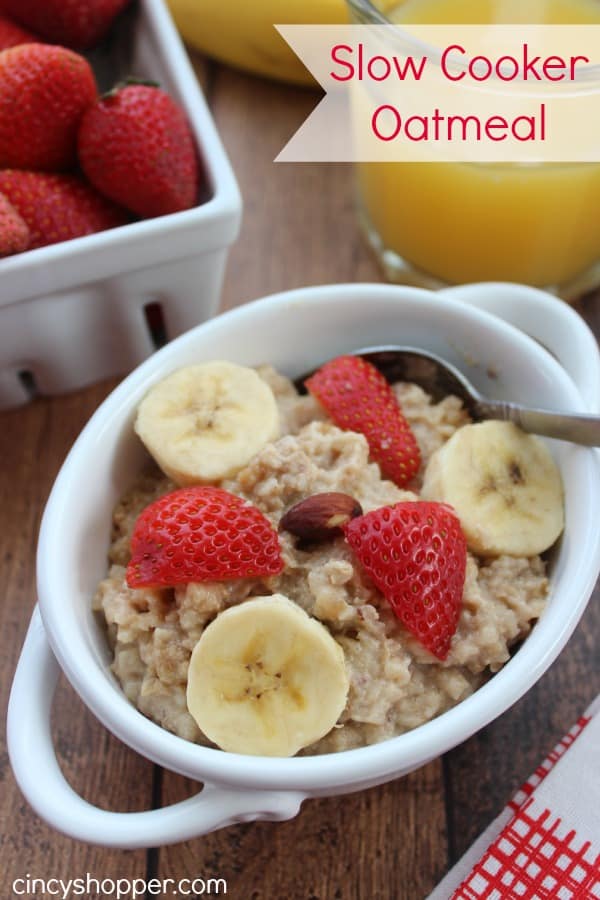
[
  {"x1": 421, "y1": 421, "x2": 564, "y2": 557},
  {"x1": 134, "y1": 361, "x2": 279, "y2": 484},
  {"x1": 186, "y1": 594, "x2": 349, "y2": 756}
]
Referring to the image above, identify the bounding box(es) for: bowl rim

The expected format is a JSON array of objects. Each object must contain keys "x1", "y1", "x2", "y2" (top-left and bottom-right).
[{"x1": 36, "y1": 282, "x2": 600, "y2": 791}]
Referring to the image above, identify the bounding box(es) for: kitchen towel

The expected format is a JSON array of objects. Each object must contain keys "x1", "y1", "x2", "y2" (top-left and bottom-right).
[{"x1": 428, "y1": 695, "x2": 600, "y2": 899}]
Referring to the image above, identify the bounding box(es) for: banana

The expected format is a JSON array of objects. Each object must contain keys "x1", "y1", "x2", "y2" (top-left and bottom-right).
[
  {"x1": 421, "y1": 421, "x2": 564, "y2": 557},
  {"x1": 186, "y1": 594, "x2": 349, "y2": 756},
  {"x1": 166, "y1": 0, "x2": 400, "y2": 86},
  {"x1": 134, "y1": 361, "x2": 280, "y2": 485}
]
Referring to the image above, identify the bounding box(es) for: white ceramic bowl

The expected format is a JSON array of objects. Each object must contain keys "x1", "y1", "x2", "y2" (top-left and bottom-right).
[{"x1": 8, "y1": 282, "x2": 600, "y2": 848}]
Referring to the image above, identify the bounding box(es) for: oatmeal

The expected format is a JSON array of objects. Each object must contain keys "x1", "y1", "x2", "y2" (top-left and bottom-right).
[{"x1": 94, "y1": 360, "x2": 554, "y2": 755}]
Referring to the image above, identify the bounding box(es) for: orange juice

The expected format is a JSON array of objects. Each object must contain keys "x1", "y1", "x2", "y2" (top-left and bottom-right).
[{"x1": 358, "y1": 0, "x2": 600, "y2": 292}]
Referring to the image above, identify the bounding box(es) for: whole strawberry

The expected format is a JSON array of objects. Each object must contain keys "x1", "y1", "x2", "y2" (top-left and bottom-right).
[
  {"x1": 0, "y1": 171, "x2": 129, "y2": 249},
  {"x1": 0, "y1": 44, "x2": 97, "y2": 171},
  {"x1": 0, "y1": 191, "x2": 29, "y2": 256},
  {"x1": 126, "y1": 486, "x2": 284, "y2": 589},
  {"x1": 343, "y1": 501, "x2": 467, "y2": 660},
  {"x1": 306, "y1": 355, "x2": 421, "y2": 488},
  {"x1": 78, "y1": 84, "x2": 199, "y2": 218},
  {"x1": 0, "y1": 12, "x2": 39, "y2": 50},
  {"x1": 0, "y1": 0, "x2": 131, "y2": 50}
]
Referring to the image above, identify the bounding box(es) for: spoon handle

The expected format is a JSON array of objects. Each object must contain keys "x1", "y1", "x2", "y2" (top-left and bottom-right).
[{"x1": 477, "y1": 401, "x2": 600, "y2": 446}]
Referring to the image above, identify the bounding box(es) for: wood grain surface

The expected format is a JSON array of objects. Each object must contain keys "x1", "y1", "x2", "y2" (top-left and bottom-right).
[{"x1": 2, "y1": 47, "x2": 600, "y2": 900}]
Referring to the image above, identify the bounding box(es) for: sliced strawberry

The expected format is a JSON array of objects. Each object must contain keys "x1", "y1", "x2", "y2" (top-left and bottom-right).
[
  {"x1": 343, "y1": 501, "x2": 466, "y2": 660},
  {"x1": 305, "y1": 355, "x2": 421, "y2": 488},
  {"x1": 126, "y1": 486, "x2": 285, "y2": 589}
]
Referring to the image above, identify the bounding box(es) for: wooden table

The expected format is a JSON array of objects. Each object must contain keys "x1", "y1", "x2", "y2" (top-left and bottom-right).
[{"x1": 2, "y1": 51, "x2": 600, "y2": 900}]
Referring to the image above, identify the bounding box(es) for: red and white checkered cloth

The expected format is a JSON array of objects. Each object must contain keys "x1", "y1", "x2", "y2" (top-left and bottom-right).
[{"x1": 428, "y1": 696, "x2": 600, "y2": 900}]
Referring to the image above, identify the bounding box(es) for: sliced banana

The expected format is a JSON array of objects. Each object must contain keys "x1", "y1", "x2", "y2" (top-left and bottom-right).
[
  {"x1": 134, "y1": 361, "x2": 280, "y2": 484},
  {"x1": 421, "y1": 421, "x2": 564, "y2": 557},
  {"x1": 186, "y1": 594, "x2": 349, "y2": 756}
]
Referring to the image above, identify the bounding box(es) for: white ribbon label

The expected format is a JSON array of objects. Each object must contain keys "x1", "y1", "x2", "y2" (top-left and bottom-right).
[{"x1": 275, "y1": 25, "x2": 600, "y2": 162}]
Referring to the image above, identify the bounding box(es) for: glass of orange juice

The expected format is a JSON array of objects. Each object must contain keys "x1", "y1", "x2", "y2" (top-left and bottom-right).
[{"x1": 346, "y1": 0, "x2": 600, "y2": 299}]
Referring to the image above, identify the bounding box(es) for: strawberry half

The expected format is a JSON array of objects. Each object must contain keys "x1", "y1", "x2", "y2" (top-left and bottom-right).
[
  {"x1": 305, "y1": 355, "x2": 421, "y2": 488},
  {"x1": 126, "y1": 486, "x2": 285, "y2": 589},
  {"x1": 343, "y1": 501, "x2": 466, "y2": 660}
]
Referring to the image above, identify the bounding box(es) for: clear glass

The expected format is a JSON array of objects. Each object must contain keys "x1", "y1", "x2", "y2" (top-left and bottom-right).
[{"x1": 346, "y1": 0, "x2": 600, "y2": 300}]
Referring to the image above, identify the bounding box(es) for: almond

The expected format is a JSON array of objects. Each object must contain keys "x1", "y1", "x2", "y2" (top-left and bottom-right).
[{"x1": 279, "y1": 492, "x2": 363, "y2": 544}]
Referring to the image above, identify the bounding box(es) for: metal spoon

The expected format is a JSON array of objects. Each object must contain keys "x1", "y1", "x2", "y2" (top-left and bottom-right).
[{"x1": 299, "y1": 345, "x2": 600, "y2": 446}]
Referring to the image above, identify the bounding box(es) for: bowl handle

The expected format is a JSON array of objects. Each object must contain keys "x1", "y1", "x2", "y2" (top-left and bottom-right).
[
  {"x1": 7, "y1": 607, "x2": 304, "y2": 848},
  {"x1": 439, "y1": 282, "x2": 600, "y2": 412}
]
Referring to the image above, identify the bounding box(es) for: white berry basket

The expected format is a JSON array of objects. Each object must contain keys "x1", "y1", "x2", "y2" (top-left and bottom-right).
[
  {"x1": 0, "y1": 0, "x2": 241, "y2": 409},
  {"x1": 7, "y1": 281, "x2": 600, "y2": 848}
]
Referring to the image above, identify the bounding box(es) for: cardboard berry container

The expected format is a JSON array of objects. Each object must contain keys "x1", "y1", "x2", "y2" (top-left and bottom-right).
[
  {"x1": 8, "y1": 282, "x2": 600, "y2": 847},
  {"x1": 0, "y1": 0, "x2": 241, "y2": 410}
]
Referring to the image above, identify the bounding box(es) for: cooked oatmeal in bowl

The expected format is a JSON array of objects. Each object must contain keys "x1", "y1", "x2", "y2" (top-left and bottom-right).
[
  {"x1": 94, "y1": 356, "x2": 559, "y2": 757},
  {"x1": 11, "y1": 282, "x2": 600, "y2": 845}
]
